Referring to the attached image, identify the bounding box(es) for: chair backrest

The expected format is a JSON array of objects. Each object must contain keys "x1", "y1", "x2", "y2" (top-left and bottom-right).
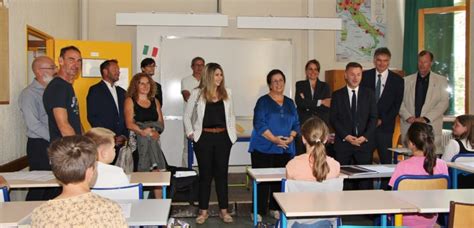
[
  {"x1": 393, "y1": 174, "x2": 450, "y2": 190},
  {"x1": 283, "y1": 178, "x2": 344, "y2": 193},
  {"x1": 449, "y1": 201, "x2": 474, "y2": 228},
  {"x1": 0, "y1": 186, "x2": 9, "y2": 202},
  {"x1": 451, "y1": 153, "x2": 474, "y2": 162},
  {"x1": 91, "y1": 183, "x2": 143, "y2": 200}
]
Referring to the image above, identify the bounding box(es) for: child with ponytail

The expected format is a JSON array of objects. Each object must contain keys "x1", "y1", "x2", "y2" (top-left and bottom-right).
[
  {"x1": 286, "y1": 117, "x2": 340, "y2": 182},
  {"x1": 389, "y1": 122, "x2": 449, "y2": 226}
]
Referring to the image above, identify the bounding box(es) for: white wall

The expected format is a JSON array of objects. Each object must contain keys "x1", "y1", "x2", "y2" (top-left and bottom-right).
[{"x1": 0, "y1": 0, "x2": 78, "y2": 164}]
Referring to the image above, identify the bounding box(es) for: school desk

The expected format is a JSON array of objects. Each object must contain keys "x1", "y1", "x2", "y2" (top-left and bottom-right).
[
  {"x1": 447, "y1": 162, "x2": 474, "y2": 189},
  {"x1": 274, "y1": 190, "x2": 418, "y2": 228}
]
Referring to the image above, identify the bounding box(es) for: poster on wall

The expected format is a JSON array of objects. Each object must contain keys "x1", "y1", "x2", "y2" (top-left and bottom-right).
[{"x1": 335, "y1": 0, "x2": 387, "y2": 62}]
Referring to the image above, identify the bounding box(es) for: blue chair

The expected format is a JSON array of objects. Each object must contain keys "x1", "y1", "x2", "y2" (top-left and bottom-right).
[
  {"x1": 450, "y1": 153, "x2": 474, "y2": 189},
  {"x1": 1, "y1": 186, "x2": 9, "y2": 202},
  {"x1": 392, "y1": 174, "x2": 450, "y2": 226},
  {"x1": 277, "y1": 178, "x2": 344, "y2": 228},
  {"x1": 91, "y1": 183, "x2": 143, "y2": 200}
]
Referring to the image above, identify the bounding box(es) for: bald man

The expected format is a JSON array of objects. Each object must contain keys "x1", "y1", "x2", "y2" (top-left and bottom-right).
[{"x1": 19, "y1": 55, "x2": 57, "y2": 200}]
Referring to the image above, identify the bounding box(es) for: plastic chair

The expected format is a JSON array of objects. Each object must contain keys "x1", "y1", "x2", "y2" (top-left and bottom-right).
[
  {"x1": 277, "y1": 178, "x2": 344, "y2": 228},
  {"x1": 448, "y1": 201, "x2": 474, "y2": 228},
  {"x1": 0, "y1": 186, "x2": 9, "y2": 202},
  {"x1": 91, "y1": 183, "x2": 143, "y2": 200},
  {"x1": 392, "y1": 174, "x2": 450, "y2": 226}
]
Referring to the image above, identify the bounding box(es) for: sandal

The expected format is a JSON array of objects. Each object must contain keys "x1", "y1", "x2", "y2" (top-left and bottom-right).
[
  {"x1": 219, "y1": 212, "x2": 233, "y2": 223},
  {"x1": 195, "y1": 213, "x2": 209, "y2": 224}
]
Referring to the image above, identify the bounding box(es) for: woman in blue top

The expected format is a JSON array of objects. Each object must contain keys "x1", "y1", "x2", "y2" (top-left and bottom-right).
[{"x1": 249, "y1": 69, "x2": 300, "y2": 221}]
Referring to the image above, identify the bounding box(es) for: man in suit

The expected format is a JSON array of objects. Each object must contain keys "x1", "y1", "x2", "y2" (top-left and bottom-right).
[
  {"x1": 87, "y1": 59, "x2": 128, "y2": 157},
  {"x1": 330, "y1": 62, "x2": 377, "y2": 189},
  {"x1": 399, "y1": 50, "x2": 449, "y2": 148},
  {"x1": 361, "y1": 48, "x2": 404, "y2": 174},
  {"x1": 141, "y1": 58, "x2": 163, "y2": 107}
]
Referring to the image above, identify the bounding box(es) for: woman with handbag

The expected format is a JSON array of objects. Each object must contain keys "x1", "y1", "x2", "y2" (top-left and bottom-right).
[
  {"x1": 124, "y1": 72, "x2": 166, "y2": 197},
  {"x1": 183, "y1": 63, "x2": 237, "y2": 224}
]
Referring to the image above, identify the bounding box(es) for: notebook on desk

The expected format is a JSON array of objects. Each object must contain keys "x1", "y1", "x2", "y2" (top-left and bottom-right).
[{"x1": 340, "y1": 166, "x2": 378, "y2": 175}]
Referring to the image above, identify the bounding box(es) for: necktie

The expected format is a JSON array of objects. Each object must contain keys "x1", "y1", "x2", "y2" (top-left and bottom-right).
[
  {"x1": 376, "y1": 74, "x2": 382, "y2": 102},
  {"x1": 351, "y1": 90, "x2": 358, "y2": 136}
]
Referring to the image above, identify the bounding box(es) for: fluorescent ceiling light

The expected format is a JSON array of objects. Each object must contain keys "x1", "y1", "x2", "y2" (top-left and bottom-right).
[
  {"x1": 237, "y1": 16, "x2": 342, "y2": 30},
  {"x1": 116, "y1": 13, "x2": 228, "y2": 27}
]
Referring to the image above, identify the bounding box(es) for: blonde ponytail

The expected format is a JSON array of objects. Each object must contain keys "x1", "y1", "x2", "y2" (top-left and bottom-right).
[{"x1": 301, "y1": 117, "x2": 330, "y2": 182}]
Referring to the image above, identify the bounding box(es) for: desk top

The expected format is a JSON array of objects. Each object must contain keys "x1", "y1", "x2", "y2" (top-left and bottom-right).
[
  {"x1": 447, "y1": 162, "x2": 474, "y2": 173},
  {"x1": 247, "y1": 168, "x2": 286, "y2": 182},
  {"x1": 342, "y1": 164, "x2": 396, "y2": 179},
  {"x1": 6, "y1": 199, "x2": 171, "y2": 226},
  {"x1": 388, "y1": 147, "x2": 444, "y2": 155},
  {"x1": 0, "y1": 201, "x2": 44, "y2": 226},
  {"x1": 274, "y1": 190, "x2": 418, "y2": 217},
  {"x1": 389, "y1": 189, "x2": 474, "y2": 213},
  {"x1": 1, "y1": 171, "x2": 170, "y2": 188}
]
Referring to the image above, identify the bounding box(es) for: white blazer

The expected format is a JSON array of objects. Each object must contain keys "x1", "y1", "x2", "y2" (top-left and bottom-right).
[
  {"x1": 183, "y1": 88, "x2": 237, "y2": 143},
  {"x1": 399, "y1": 71, "x2": 449, "y2": 147}
]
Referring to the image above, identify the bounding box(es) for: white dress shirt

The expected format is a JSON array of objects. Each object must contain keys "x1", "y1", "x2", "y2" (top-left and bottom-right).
[
  {"x1": 346, "y1": 86, "x2": 359, "y2": 107},
  {"x1": 103, "y1": 80, "x2": 119, "y2": 113}
]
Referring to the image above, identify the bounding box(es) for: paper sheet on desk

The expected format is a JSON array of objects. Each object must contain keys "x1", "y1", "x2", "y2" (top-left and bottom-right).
[
  {"x1": 1, "y1": 171, "x2": 55, "y2": 181},
  {"x1": 249, "y1": 168, "x2": 286, "y2": 175},
  {"x1": 119, "y1": 203, "x2": 132, "y2": 218},
  {"x1": 358, "y1": 165, "x2": 395, "y2": 173},
  {"x1": 174, "y1": 171, "x2": 197, "y2": 178}
]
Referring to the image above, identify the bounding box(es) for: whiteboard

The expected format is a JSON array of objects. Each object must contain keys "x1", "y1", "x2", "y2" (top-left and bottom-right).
[
  {"x1": 158, "y1": 37, "x2": 293, "y2": 166},
  {"x1": 159, "y1": 36, "x2": 293, "y2": 117}
]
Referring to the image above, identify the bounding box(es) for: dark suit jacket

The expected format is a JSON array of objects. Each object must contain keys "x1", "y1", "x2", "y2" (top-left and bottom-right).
[
  {"x1": 361, "y1": 69, "x2": 404, "y2": 133},
  {"x1": 295, "y1": 79, "x2": 331, "y2": 125},
  {"x1": 330, "y1": 86, "x2": 377, "y2": 152},
  {"x1": 155, "y1": 82, "x2": 163, "y2": 107},
  {"x1": 87, "y1": 80, "x2": 128, "y2": 137}
]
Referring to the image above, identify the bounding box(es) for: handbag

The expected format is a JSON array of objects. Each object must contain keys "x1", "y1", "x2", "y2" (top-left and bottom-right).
[
  {"x1": 115, "y1": 139, "x2": 134, "y2": 173},
  {"x1": 190, "y1": 90, "x2": 201, "y2": 126}
]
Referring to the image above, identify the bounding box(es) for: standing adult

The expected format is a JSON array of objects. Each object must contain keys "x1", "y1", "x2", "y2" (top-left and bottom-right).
[
  {"x1": 295, "y1": 59, "x2": 331, "y2": 155},
  {"x1": 248, "y1": 69, "x2": 300, "y2": 221},
  {"x1": 87, "y1": 59, "x2": 128, "y2": 163},
  {"x1": 141, "y1": 58, "x2": 163, "y2": 107},
  {"x1": 43, "y1": 46, "x2": 82, "y2": 142},
  {"x1": 180, "y1": 56, "x2": 205, "y2": 167},
  {"x1": 361, "y1": 47, "x2": 404, "y2": 189},
  {"x1": 184, "y1": 63, "x2": 236, "y2": 224},
  {"x1": 399, "y1": 50, "x2": 449, "y2": 148},
  {"x1": 330, "y1": 62, "x2": 377, "y2": 190},
  {"x1": 19, "y1": 56, "x2": 56, "y2": 200}
]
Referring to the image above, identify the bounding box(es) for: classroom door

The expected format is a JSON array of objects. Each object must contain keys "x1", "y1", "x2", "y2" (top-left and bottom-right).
[{"x1": 54, "y1": 40, "x2": 132, "y2": 131}]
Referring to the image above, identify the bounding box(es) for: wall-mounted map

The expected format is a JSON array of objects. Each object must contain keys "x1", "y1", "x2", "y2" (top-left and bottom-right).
[{"x1": 336, "y1": 0, "x2": 387, "y2": 62}]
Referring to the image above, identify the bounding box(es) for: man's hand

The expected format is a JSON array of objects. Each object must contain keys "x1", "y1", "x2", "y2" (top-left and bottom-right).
[
  {"x1": 376, "y1": 119, "x2": 382, "y2": 127},
  {"x1": 345, "y1": 135, "x2": 360, "y2": 146},
  {"x1": 355, "y1": 136, "x2": 367, "y2": 145},
  {"x1": 321, "y1": 98, "x2": 331, "y2": 107},
  {"x1": 406, "y1": 116, "x2": 416, "y2": 124}
]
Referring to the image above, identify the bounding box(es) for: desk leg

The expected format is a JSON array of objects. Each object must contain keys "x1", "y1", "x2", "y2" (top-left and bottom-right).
[
  {"x1": 187, "y1": 140, "x2": 193, "y2": 169},
  {"x1": 253, "y1": 179, "x2": 258, "y2": 227},
  {"x1": 452, "y1": 168, "x2": 459, "y2": 189},
  {"x1": 380, "y1": 214, "x2": 387, "y2": 227},
  {"x1": 393, "y1": 152, "x2": 399, "y2": 164},
  {"x1": 281, "y1": 212, "x2": 287, "y2": 228},
  {"x1": 162, "y1": 186, "x2": 167, "y2": 199}
]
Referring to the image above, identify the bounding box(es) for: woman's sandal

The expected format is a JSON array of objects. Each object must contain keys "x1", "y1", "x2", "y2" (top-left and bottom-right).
[
  {"x1": 219, "y1": 212, "x2": 234, "y2": 223},
  {"x1": 195, "y1": 213, "x2": 209, "y2": 225}
]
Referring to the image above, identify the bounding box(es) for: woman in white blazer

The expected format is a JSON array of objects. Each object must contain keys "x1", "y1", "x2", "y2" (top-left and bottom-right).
[{"x1": 183, "y1": 63, "x2": 236, "y2": 224}]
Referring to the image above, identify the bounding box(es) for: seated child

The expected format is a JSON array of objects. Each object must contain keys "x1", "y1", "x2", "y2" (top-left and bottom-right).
[
  {"x1": 389, "y1": 122, "x2": 449, "y2": 227},
  {"x1": 286, "y1": 116, "x2": 340, "y2": 182},
  {"x1": 442, "y1": 114, "x2": 474, "y2": 161},
  {"x1": 31, "y1": 135, "x2": 127, "y2": 227},
  {"x1": 85, "y1": 127, "x2": 130, "y2": 187}
]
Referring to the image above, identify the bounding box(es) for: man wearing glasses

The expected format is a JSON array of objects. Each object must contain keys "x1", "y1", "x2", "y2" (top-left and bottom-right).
[{"x1": 18, "y1": 55, "x2": 56, "y2": 200}]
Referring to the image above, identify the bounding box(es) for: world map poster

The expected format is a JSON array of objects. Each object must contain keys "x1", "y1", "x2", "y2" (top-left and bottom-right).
[{"x1": 336, "y1": 0, "x2": 387, "y2": 62}]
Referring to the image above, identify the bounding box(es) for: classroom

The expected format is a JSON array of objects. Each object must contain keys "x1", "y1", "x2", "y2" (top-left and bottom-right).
[{"x1": 0, "y1": 0, "x2": 473, "y2": 227}]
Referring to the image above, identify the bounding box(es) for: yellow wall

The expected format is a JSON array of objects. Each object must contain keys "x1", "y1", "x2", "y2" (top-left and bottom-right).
[{"x1": 54, "y1": 40, "x2": 132, "y2": 131}]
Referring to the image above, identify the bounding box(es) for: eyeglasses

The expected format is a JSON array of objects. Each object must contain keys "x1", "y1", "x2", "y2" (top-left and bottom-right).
[{"x1": 271, "y1": 79, "x2": 285, "y2": 84}]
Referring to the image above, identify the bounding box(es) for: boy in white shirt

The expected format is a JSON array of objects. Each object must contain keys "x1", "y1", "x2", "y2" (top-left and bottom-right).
[{"x1": 85, "y1": 127, "x2": 130, "y2": 187}]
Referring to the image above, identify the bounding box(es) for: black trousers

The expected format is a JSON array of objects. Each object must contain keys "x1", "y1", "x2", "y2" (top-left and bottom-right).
[
  {"x1": 335, "y1": 145, "x2": 373, "y2": 190},
  {"x1": 375, "y1": 130, "x2": 393, "y2": 190},
  {"x1": 251, "y1": 151, "x2": 291, "y2": 215},
  {"x1": 193, "y1": 131, "x2": 232, "y2": 210},
  {"x1": 25, "y1": 138, "x2": 60, "y2": 201}
]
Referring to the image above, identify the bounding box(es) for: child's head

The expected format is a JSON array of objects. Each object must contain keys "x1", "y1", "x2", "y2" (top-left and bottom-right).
[
  {"x1": 453, "y1": 114, "x2": 474, "y2": 141},
  {"x1": 48, "y1": 135, "x2": 97, "y2": 185},
  {"x1": 301, "y1": 117, "x2": 330, "y2": 182},
  {"x1": 84, "y1": 128, "x2": 116, "y2": 164},
  {"x1": 406, "y1": 122, "x2": 436, "y2": 175}
]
